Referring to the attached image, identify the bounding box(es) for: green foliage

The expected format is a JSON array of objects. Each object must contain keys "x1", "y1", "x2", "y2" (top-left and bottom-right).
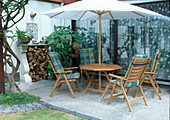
[
  {"x1": 16, "y1": 27, "x2": 33, "y2": 39},
  {"x1": 0, "y1": 92, "x2": 40, "y2": 105},
  {"x1": 43, "y1": 25, "x2": 81, "y2": 55},
  {"x1": 43, "y1": 26, "x2": 81, "y2": 76}
]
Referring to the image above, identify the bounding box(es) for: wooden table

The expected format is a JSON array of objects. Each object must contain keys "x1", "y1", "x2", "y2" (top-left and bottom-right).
[{"x1": 79, "y1": 63, "x2": 122, "y2": 94}]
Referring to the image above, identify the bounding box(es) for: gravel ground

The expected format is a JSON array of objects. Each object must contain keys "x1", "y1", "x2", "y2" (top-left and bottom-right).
[{"x1": 19, "y1": 79, "x2": 170, "y2": 120}]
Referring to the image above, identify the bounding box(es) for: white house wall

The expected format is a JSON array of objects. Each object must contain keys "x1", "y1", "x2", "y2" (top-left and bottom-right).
[{"x1": 5, "y1": 0, "x2": 71, "y2": 73}]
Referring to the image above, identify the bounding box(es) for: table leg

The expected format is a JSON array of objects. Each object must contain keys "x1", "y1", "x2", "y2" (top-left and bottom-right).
[
  {"x1": 91, "y1": 79, "x2": 97, "y2": 89},
  {"x1": 84, "y1": 72, "x2": 95, "y2": 94},
  {"x1": 99, "y1": 71, "x2": 101, "y2": 94},
  {"x1": 84, "y1": 71, "x2": 97, "y2": 89}
]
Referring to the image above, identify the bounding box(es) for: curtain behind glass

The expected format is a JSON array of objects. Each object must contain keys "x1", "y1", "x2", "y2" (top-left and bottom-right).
[{"x1": 117, "y1": 2, "x2": 170, "y2": 80}]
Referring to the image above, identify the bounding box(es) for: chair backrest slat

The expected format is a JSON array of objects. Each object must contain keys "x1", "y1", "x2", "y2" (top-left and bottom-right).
[
  {"x1": 151, "y1": 49, "x2": 160, "y2": 73},
  {"x1": 80, "y1": 48, "x2": 95, "y2": 65},
  {"x1": 48, "y1": 52, "x2": 64, "y2": 72},
  {"x1": 124, "y1": 55, "x2": 151, "y2": 83},
  {"x1": 130, "y1": 71, "x2": 144, "y2": 77}
]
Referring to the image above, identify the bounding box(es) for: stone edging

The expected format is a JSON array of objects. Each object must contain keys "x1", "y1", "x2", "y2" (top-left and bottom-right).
[
  {"x1": 0, "y1": 100, "x2": 100, "y2": 120},
  {"x1": 0, "y1": 102, "x2": 46, "y2": 113},
  {"x1": 38, "y1": 100, "x2": 100, "y2": 120}
]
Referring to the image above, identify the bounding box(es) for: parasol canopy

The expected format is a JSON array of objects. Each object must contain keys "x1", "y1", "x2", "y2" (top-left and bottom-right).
[{"x1": 43, "y1": 0, "x2": 162, "y2": 66}]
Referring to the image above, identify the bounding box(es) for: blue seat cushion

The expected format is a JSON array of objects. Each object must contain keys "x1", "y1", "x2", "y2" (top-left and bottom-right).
[
  {"x1": 110, "y1": 79, "x2": 139, "y2": 88},
  {"x1": 60, "y1": 72, "x2": 80, "y2": 80}
]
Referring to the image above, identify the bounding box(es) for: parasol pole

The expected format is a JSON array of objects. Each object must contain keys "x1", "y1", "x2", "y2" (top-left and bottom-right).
[{"x1": 99, "y1": 13, "x2": 102, "y2": 66}]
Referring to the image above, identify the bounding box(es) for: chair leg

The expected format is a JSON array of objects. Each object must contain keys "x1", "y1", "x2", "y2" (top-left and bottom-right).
[
  {"x1": 119, "y1": 80, "x2": 132, "y2": 112},
  {"x1": 57, "y1": 83, "x2": 62, "y2": 91},
  {"x1": 101, "y1": 83, "x2": 111, "y2": 99},
  {"x1": 50, "y1": 75, "x2": 62, "y2": 97},
  {"x1": 107, "y1": 81, "x2": 117, "y2": 104},
  {"x1": 133, "y1": 75, "x2": 145, "y2": 98},
  {"x1": 133, "y1": 87, "x2": 140, "y2": 98},
  {"x1": 124, "y1": 88, "x2": 130, "y2": 99},
  {"x1": 80, "y1": 70, "x2": 84, "y2": 86},
  {"x1": 148, "y1": 75, "x2": 162, "y2": 100},
  {"x1": 139, "y1": 86, "x2": 147, "y2": 106},
  {"x1": 104, "y1": 71, "x2": 117, "y2": 94},
  {"x1": 126, "y1": 88, "x2": 130, "y2": 95},
  {"x1": 154, "y1": 79, "x2": 162, "y2": 93},
  {"x1": 63, "y1": 74, "x2": 76, "y2": 98},
  {"x1": 79, "y1": 77, "x2": 81, "y2": 83},
  {"x1": 107, "y1": 85, "x2": 116, "y2": 104},
  {"x1": 74, "y1": 81, "x2": 80, "y2": 92}
]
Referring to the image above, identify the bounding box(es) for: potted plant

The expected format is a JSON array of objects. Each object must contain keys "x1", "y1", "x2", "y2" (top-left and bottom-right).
[
  {"x1": 42, "y1": 25, "x2": 82, "y2": 79},
  {"x1": 16, "y1": 27, "x2": 33, "y2": 44},
  {"x1": 42, "y1": 25, "x2": 81, "y2": 67}
]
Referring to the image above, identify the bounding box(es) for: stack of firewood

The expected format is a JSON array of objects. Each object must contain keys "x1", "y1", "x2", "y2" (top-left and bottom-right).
[{"x1": 27, "y1": 46, "x2": 48, "y2": 82}]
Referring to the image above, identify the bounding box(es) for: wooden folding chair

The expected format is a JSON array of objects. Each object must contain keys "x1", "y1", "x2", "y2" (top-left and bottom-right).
[
  {"x1": 101, "y1": 54, "x2": 151, "y2": 112},
  {"x1": 47, "y1": 52, "x2": 80, "y2": 98},
  {"x1": 133, "y1": 49, "x2": 162, "y2": 100},
  {"x1": 79, "y1": 48, "x2": 97, "y2": 86}
]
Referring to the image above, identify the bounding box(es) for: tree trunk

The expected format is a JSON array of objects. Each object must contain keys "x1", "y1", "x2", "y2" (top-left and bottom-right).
[
  {"x1": 3, "y1": 35, "x2": 21, "y2": 93},
  {"x1": 7, "y1": 74, "x2": 19, "y2": 93}
]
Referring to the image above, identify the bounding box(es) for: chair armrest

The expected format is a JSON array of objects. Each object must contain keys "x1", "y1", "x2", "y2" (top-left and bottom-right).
[
  {"x1": 54, "y1": 71, "x2": 72, "y2": 74},
  {"x1": 109, "y1": 74, "x2": 127, "y2": 81},
  {"x1": 64, "y1": 67, "x2": 78, "y2": 70},
  {"x1": 144, "y1": 72, "x2": 155, "y2": 74}
]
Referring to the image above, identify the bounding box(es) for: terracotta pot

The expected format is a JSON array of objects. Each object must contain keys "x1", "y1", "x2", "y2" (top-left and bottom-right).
[
  {"x1": 40, "y1": 41, "x2": 44, "y2": 44},
  {"x1": 19, "y1": 38, "x2": 31, "y2": 44}
]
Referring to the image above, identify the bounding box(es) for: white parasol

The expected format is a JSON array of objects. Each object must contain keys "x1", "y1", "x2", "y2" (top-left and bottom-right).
[{"x1": 43, "y1": 0, "x2": 162, "y2": 66}]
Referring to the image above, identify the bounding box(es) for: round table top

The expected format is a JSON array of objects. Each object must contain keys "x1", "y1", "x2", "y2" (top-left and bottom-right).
[{"x1": 79, "y1": 63, "x2": 122, "y2": 71}]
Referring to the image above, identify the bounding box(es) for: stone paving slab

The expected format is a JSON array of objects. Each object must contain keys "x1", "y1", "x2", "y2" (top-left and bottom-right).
[
  {"x1": 0, "y1": 102, "x2": 46, "y2": 113},
  {"x1": 20, "y1": 80, "x2": 170, "y2": 120}
]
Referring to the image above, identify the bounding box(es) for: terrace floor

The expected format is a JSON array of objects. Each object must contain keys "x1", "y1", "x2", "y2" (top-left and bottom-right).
[{"x1": 19, "y1": 79, "x2": 170, "y2": 120}]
